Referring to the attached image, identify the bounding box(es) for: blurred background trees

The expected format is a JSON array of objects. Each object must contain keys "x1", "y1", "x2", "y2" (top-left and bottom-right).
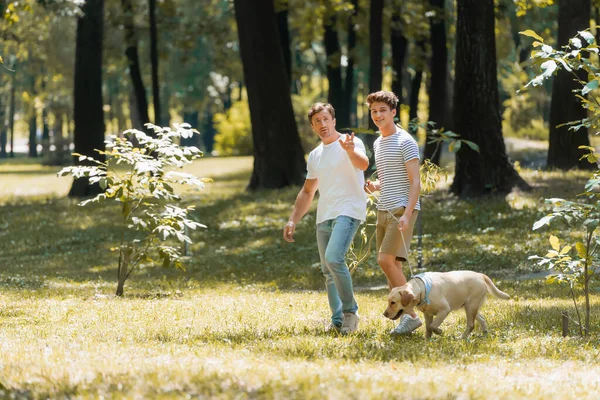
[{"x1": 0, "y1": 0, "x2": 595, "y2": 196}]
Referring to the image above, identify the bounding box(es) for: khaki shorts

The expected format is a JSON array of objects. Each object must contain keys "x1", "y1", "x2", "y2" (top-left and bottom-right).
[{"x1": 376, "y1": 207, "x2": 419, "y2": 261}]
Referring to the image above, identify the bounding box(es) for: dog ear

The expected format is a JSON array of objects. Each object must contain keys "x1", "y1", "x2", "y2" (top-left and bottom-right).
[{"x1": 400, "y1": 289, "x2": 415, "y2": 307}]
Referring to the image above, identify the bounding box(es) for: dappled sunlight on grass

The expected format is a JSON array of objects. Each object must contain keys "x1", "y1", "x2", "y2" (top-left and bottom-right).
[
  {"x1": 3, "y1": 153, "x2": 600, "y2": 398},
  {"x1": 1, "y1": 284, "x2": 599, "y2": 398}
]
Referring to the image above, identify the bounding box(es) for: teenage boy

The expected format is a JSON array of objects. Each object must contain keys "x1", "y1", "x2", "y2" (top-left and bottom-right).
[
  {"x1": 283, "y1": 102, "x2": 368, "y2": 334},
  {"x1": 364, "y1": 90, "x2": 422, "y2": 335}
]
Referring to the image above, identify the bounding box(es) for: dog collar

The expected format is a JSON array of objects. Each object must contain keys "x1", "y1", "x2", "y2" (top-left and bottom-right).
[{"x1": 414, "y1": 273, "x2": 432, "y2": 306}]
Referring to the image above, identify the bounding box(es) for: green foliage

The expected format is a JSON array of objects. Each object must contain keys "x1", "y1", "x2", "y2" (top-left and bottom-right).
[
  {"x1": 500, "y1": 61, "x2": 549, "y2": 140},
  {"x1": 57, "y1": 123, "x2": 207, "y2": 296},
  {"x1": 524, "y1": 29, "x2": 600, "y2": 335},
  {"x1": 213, "y1": 100, "x2": 253, "y2": 156}
]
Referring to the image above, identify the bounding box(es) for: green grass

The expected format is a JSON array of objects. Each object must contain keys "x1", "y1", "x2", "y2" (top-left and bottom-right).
[{"x1": 1, "y1": 151, "x2": 600, "y2": 399}]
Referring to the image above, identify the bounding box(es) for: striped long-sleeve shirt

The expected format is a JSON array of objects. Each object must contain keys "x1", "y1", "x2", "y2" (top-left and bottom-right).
[{"x1": 373, "y1": 128, "x2": 421, "y2": 211}]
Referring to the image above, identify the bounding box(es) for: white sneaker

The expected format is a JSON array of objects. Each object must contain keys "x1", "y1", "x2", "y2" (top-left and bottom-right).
[
  {"x1": 390, "y1": 314, "x2": 422, "y2": 335},
  {"x1": 340, "y1": 312, "x2": 359, "y2": 334}
]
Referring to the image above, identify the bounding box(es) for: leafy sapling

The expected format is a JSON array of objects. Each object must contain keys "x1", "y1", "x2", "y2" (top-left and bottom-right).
[
  {"x1": 521, "y1": 28, "x2": 600, "y2": 335},
  {"x1": 58, "y1": 123, "x2": 209, "y2": 296}
]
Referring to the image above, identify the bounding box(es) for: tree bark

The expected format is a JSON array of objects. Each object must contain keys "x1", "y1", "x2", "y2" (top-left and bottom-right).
[
  {"x1": 69, "y1": 0, "x2": 105, "y2": 198},
  {"x1": 424, "y1": 0, "x2": 448, "y2": 165},
  {"x1": 276, "y1": 6, "x2": 291, "y2": 85},
  {"x1": 391, "y1": 9, "x2": 408, "y2": 105},
  {"x1": 343, "y1": 0, "x2": 358, "y2": 128},
  {"x1": 408, "y1": 41, "x2": 424, "y2": 136},
  {"x1": 122, "y1": 0, "x2": 150, "y2": 131},
  {"x1": 202, "y1": 106, "x2": 215, "y2": 154},
  {"x1": 28, "y1": 114, "x2": 37, "y2": 158},
  {"x1": 324, "y1": 14, "x2": 343, "y2": 116},
  {"x1": 28, "y1": 75, "x2": 38, "y2": 158},
  {"x1": 450, "y1": 0, "x2": 529, "y2": 197},
  {"x1": 547, "y1": 0, "x2": 593, "y2": 170},
  {"x1": 233, "y1": 0, "x2": 306, "y2": 190},
  {"x1": 8, "y1": 65, "x2": 16, "y2": 158},
  {"x1": 366, "y1": 0, "x2": 384, "y2": 168},
  {"x1": 0, "y1": 77, "x2": 6, "y2": 158},
  {"x1": 148, "y1": 0, "x2": 160, "y2": 126}
]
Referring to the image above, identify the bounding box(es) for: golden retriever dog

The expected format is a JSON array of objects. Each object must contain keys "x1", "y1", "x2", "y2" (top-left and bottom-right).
[{"x1": 383, "y1": 271, "x2": 510, "y2": 339}]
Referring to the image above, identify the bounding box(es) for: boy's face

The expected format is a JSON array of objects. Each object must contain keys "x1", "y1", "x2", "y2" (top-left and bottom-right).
[
  {"x1": 369, "y1": 101, "x2": 396, "y2": 129},
  {"x1": 310, "y1": 110, "x2": 336, "y2": 141}
]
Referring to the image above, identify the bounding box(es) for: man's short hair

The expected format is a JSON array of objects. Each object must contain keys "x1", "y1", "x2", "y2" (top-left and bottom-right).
[
  {"x1": 308, "y1": 102, "x2": 336, "y2": 124},
  {"x1": 365, "y1": 91, "x2": 399, "y2": 111}
]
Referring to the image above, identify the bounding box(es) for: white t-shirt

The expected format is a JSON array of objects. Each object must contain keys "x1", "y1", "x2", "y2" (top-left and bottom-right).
[
  {"x1": 373, "y1": 128, "x2": 421, "y2": 211},
  {"x1": 306, "y1": 136, "x2": 367, "y2": 224}
]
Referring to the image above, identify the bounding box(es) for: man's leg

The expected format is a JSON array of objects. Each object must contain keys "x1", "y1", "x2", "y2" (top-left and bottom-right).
[
  {"x1": 323, "y1": 216, "x2": 360, "y2": 316},
  {"x1": 316, "y1": 220, "x2": 343, "y2": 328}
]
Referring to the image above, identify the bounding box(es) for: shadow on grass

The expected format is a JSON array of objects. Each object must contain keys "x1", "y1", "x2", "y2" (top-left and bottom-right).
[{"x1": 0, "y1": 156, "x2": 593, "y2": 296}]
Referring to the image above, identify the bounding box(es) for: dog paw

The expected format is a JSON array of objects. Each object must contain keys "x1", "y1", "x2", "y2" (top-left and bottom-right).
[{"x1": 432, "y1": 327, "x2": 443, "y2": 335}]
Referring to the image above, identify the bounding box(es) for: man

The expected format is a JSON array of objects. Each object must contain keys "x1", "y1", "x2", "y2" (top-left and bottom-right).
[
  {"x1": 364, "y1": 90, "x2": 422, "y2": 335},
  {"x1": 283, "y1": 102, "x2": 368, "y2": 334}
]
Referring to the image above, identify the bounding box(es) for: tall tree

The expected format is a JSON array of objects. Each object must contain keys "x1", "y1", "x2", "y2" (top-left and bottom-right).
[
  {"x1": 69, "y1": 0, "x2": 105, "y2": 197},
  {"x1": 408, "y1": 41, "x2": 426, "y2": 135},
  {"x1": 148, "y1": 0, "x2": 161, "y2": 126},
  {"x1": 324, "y1": 12, "x2": 343, "y2": 115},
  {"x1": 450, "y1": 0, "x2": 529, "y2": 197},
  {"x1": 390, "y1": 7, "x2": 409, "y2": 106},
  {"x1": 28, "y1": 75, "x2": 38, "y2": 158},
  {"x1": 424, "y1": 0, "x2": 448, "y2": 164},
  {"x1": 365, "y1": 0, "x2": 384, "y2": 168},
  {"x1": 368, "y1": 0, "x2": 384, "y2": 116},
  {"x1": 122, "y1": 0, "x2": 150, "y2": 131},
  {"x1": 547, "y1": 0, "x2": 593, "y2": 170},
  {"x1": 8, "y1": 61, "x2": 16, "y2": 158},
  {"x1": 342, "y1": 0, "x2": 358, "y2": 128},
  {"x1": 233, "y1": 0, "x2": 306, "y2": 190},
  {"x1": 276, "y1": 1, "x2": 291, "y2": 84},
  {"x1": 0, "y1": 93, "x2": 6, "y2": 158}
]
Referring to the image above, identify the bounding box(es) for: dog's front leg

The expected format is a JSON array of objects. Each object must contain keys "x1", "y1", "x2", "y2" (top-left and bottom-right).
[
  {"x1": 424, "y1": 314, "x2": 434, "y2": 339},
  {"x1": 429, "y1": 308, "x2": 450, "y2": 335}
]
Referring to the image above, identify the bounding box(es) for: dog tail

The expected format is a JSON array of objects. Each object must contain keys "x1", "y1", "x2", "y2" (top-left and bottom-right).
[{"x1": 483, "y1": 274, "x2": 510, "y2": 299}]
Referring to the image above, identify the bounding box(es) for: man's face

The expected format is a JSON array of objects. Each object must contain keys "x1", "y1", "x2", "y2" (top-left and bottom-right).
[
  {"x1": 369, "y1": 101, "x2": 396, "y2": 129},
  {"x1": 310, "y1": 110, "x2": 336, "y2": 141}
]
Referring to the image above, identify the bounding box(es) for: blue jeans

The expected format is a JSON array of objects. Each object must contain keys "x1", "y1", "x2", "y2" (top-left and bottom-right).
[{"x1": 316, "y1": 215, "x2": 360, "y2": 327}]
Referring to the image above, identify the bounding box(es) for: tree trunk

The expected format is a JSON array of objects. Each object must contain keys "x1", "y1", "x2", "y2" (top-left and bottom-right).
[
  {"x1": 408, "y1": 67, "x2": 423, "y2": 135},
  {"x1": 276, "y1": 6, "x2": 291, "y2": 85},
  {"x1": 344, "y1": 0, "x2": 358, "y2": 128},
  {"x1": 391, "y1": 9, "x2": 408, "y2": 105},
  {"x1": 450, "y1": 0, "x2": 529, "y2": 197},
  {"x1": 116, "y1": 246, "x2": 132, "y2": 296},
  {"x1": 365, "y1": 0, "x2": 384, "y2": 170},
  {"x1": 148, "y1": 0, "x2": 160, "y2": 125},
  {"x1": 69, "y1": 0, "x2": 105, "y2": 198},
  {"x1": 28, "y1": 73, "x2": 38, "y2": 158},
  {"x1": 28, "y1": 114, "x2": 38, "y2": 158},
  {"x1": 41, "y1": 108, "x2": 50, "y2": 157},
  {"x1": 0, "y1": 84, "x2": 6, "y2": 158},
  {"x1": 424, "y1": 0, "x2": 448, "y2": 165},
  {"x1": 233, "y1": 0, "x2": 306, "y2": 190},
  {"x1": 324, "y1": 14, "x2": 343, "y2": 118},
  {"x1": 547, "y1": 0, "x2": 593, "y2": 170},
  {"x1": 122, "y1": 0, "x2": 150, "y2": 131},
  {"x1": 202, "y1": 106, "x2": 215, "y2": 154},
  {"x1": 8, "y1": 67, "x2": 16, "y2": 158}
]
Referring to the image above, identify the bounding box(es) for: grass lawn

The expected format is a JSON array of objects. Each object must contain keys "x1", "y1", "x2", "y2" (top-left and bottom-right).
[{"x1": 1, "y1": 149, "x2": 599, "y2": 399}]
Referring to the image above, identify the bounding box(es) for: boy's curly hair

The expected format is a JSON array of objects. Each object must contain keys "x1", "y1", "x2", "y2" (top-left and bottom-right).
[{"x1": 365, "y1": 91, "x2": 399, "y2": 111}]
